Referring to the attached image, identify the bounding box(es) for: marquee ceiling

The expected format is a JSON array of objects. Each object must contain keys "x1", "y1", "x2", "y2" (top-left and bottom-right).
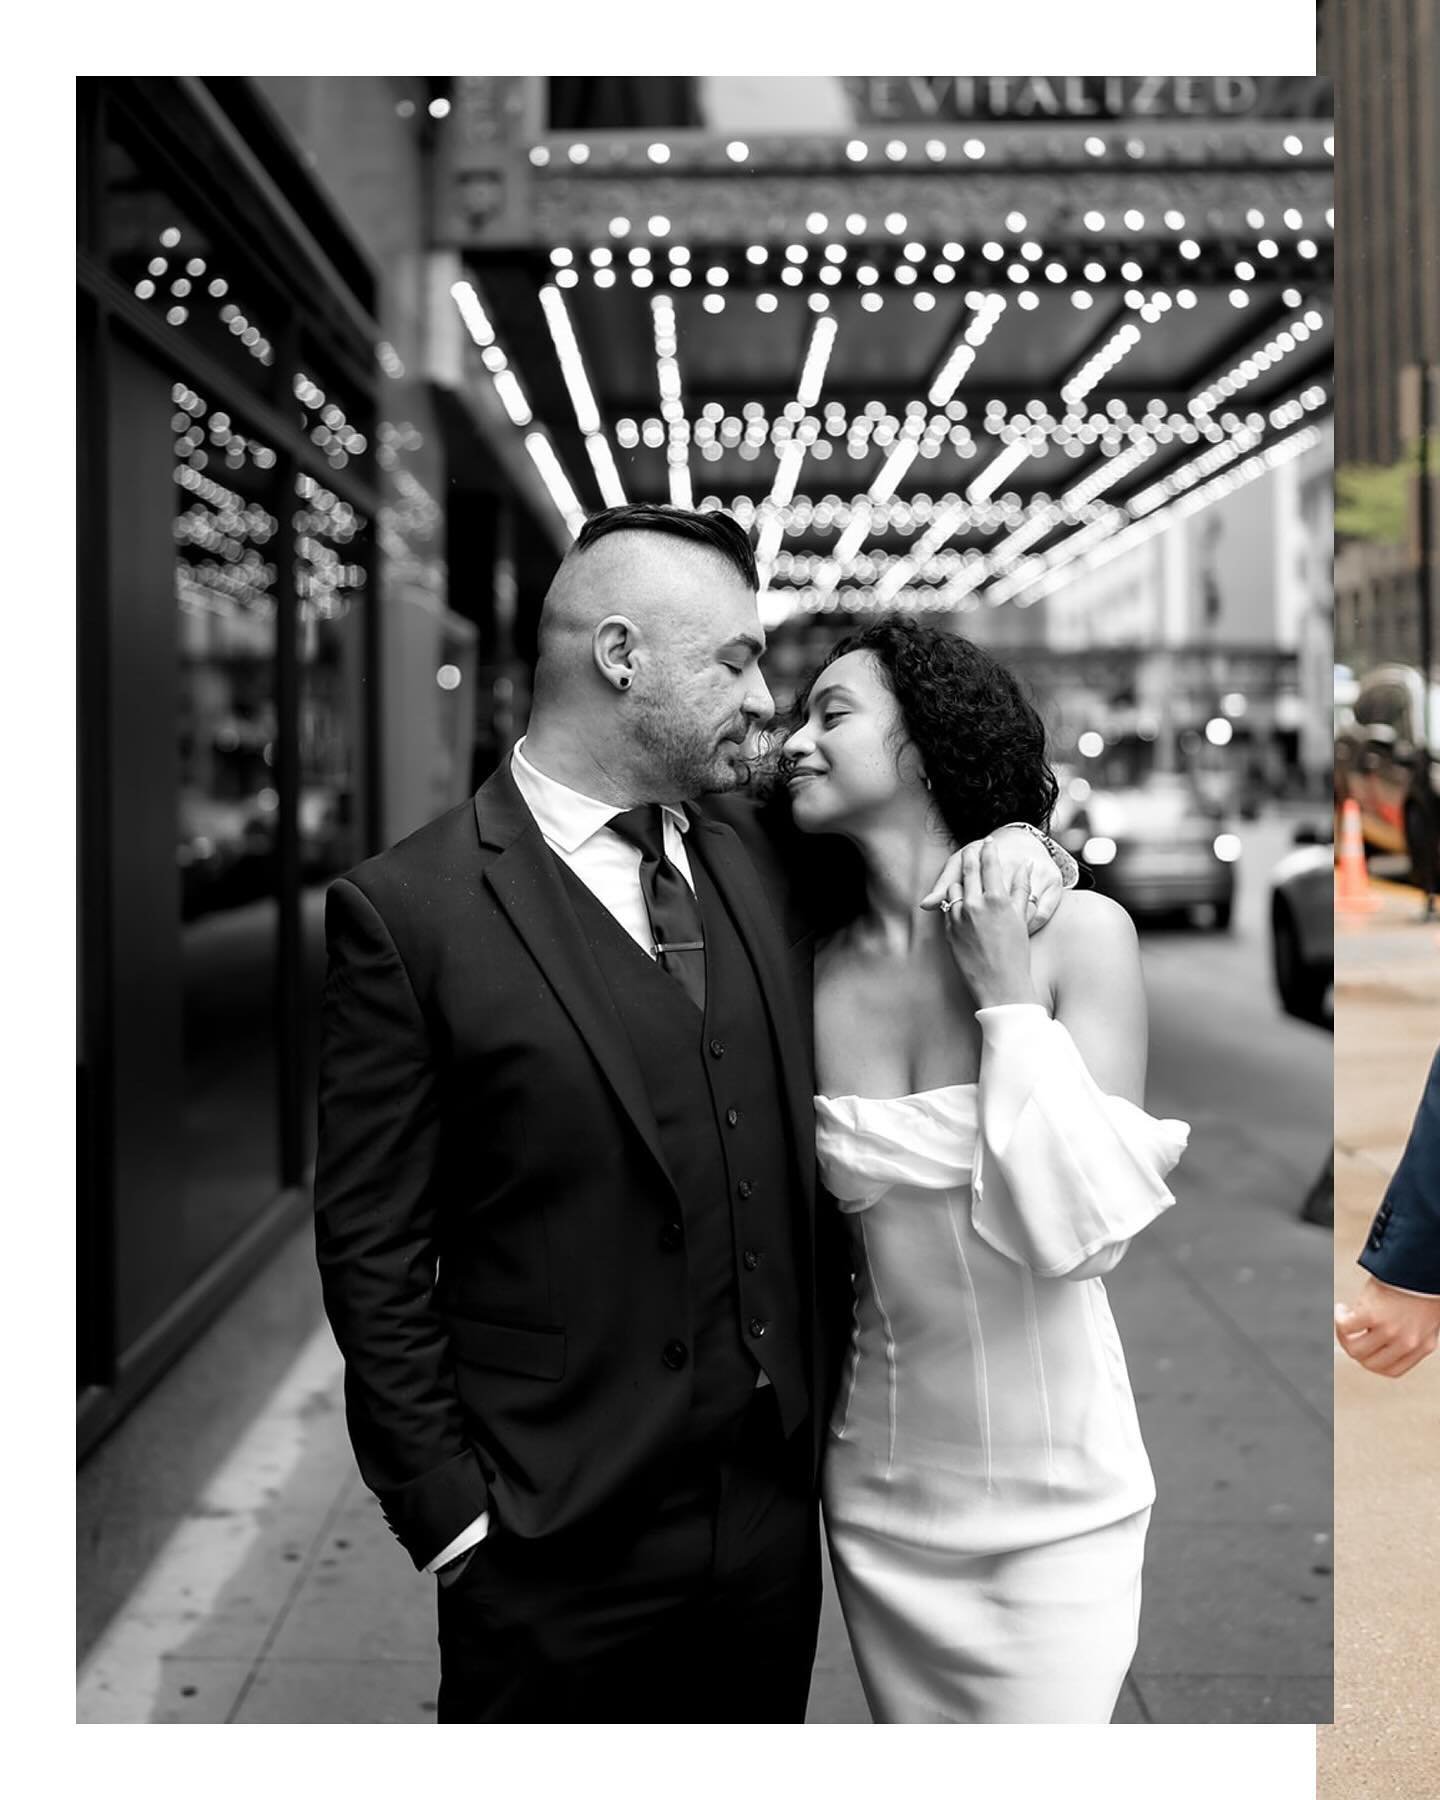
[{"x1": 440, "y1": 107, "x2": 1334, "y2": 626}]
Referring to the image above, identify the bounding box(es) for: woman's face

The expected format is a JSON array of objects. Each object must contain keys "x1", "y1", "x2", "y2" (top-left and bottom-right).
[{"x1": 783, "y1": 649, "x2": 919, "y2": 833}]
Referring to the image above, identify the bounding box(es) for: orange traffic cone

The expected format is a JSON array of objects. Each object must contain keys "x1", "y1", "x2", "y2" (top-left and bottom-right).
[{"x1": 1335, "y1": 798, "x2": 1379, "y2": 915}]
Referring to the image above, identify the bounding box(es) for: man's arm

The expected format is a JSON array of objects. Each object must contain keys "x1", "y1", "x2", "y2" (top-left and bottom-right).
[{"x1": 314, "y1": 877, "x2": 491, "y2": 1569}]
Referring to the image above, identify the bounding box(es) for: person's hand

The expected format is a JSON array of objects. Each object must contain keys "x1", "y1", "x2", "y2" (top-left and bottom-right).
[
  {"x1": 921, "y1": 826, "x2": 1064, "y2": 935},
  {"x1": 938, "y1": 839, "x2": 1040, "y2": 1009},
  {"x1": 1335, "y1": 1277, "x2": 1440, "y2": 1378}
]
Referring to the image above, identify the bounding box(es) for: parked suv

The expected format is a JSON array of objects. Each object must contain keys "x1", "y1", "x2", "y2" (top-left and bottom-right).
[{"x1": 1334, "y1": 664, "x2": 1440, "y2": 890}]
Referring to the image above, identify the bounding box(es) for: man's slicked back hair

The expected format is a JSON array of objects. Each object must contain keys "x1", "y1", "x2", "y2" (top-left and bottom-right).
[{"x1": 574, "y1": 503, "x2": 759, "y2": 591}]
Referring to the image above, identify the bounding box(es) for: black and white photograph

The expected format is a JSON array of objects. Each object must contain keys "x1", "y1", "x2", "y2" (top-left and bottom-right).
[{"x1": 73, "y1": 49, "x2": 1332, "y2": 1742}]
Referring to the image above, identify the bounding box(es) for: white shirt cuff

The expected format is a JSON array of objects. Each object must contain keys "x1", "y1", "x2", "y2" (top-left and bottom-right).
[{"x1": 424, "y1": 1510, "x2": 490, "y2": 1573}]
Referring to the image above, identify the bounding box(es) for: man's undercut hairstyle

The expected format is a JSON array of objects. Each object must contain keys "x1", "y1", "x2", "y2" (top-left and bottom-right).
[{"x1": 575, "y1": 503, "x2": 759, "y2": 591}]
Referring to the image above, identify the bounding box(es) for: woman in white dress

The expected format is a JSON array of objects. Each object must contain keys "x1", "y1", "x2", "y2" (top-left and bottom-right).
[{"x1": 780, "y1": 617, "x2": 1189, "y2": 1725}]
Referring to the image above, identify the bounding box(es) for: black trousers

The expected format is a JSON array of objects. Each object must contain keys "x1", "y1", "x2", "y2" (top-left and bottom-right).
[{"x1": 436, "y1": 1388, "x2": 821, "y2": 1723}]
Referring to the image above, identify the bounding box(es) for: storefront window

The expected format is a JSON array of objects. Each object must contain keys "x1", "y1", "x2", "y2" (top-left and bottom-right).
[
  {"x1": 104, "y1": 120, "x2": 283, "y2": 393},
  {"x1": 174, "y1": 383, "x2": 283, "y2": 1279},
  {"x1": 297, "y1": 467, "x2": 371, "y2": 1166}
]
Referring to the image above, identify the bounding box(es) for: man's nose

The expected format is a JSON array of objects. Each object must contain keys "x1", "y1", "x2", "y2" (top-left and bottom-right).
[{"x1": 743, "y1": 670, "x2": 775, "y2": 727}]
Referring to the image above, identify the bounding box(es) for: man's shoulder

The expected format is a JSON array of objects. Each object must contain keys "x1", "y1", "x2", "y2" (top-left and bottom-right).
[{"x1": 335, "y1": 795, "x2": 484, "y2": 909}]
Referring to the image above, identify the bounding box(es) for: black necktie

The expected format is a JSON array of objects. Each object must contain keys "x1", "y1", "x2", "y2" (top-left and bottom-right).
[{"x1": 609, "y1": 805, "x2": 707, "y2": 1013}]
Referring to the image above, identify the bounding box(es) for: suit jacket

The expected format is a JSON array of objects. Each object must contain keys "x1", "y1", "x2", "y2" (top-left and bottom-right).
[
  {"x1": 1359, "y1": 1047, "x2": 1440, "y2": 1296},
  {"x1": 313, "y1": 762, "x2": 850, "y2": 1570}
]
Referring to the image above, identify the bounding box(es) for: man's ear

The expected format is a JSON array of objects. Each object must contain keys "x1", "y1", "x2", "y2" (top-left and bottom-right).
[{"x1": 594, "y1": 615, "x2": 640, "y2": 691}]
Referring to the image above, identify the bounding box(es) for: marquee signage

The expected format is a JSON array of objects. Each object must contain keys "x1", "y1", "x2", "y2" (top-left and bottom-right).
[{"x1": 847, "y1": 75, "x2": 1329, "y2": 123}]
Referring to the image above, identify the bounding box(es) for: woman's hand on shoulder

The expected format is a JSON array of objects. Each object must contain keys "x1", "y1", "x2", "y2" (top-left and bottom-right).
[{"x1": 939, "y1": 838, "x2": 1040, "y2": 1010}]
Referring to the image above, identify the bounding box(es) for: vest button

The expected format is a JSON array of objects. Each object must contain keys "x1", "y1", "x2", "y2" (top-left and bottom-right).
[
  {"x1": 737, "y1": 1179, "x2": 754, "y2": 1200},
  {"x1": 749, "y1": 1319, "x2": 768, "y2": 1339},
  {"x1": 743, "y1": 1249, "x2": 760, "y2": 1271},
  {"x1": 662, "y1": 1339, "x2": 688, "y2": 1370},
  {"x1": 709, "y1": 1038, "x2": 726, "y2": 1058},
  {"x1": 660, "y1": 1220, "x2": 683, "y2": 1251},
  {"x1": 726, "y1": 1107, "x2": 740, "y2": 1127}
]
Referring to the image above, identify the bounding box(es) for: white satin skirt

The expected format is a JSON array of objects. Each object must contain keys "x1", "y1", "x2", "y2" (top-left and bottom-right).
[{"x1": 823, "y1": 1450, "x2": 1150, "y2": 1724}]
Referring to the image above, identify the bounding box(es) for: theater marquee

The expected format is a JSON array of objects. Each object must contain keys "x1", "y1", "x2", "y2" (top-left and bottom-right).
[{"x1": 846, "y1": 76, "x2": 1329, "y2": 122}]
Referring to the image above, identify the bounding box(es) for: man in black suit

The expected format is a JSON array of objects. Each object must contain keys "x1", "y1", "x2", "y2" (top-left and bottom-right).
[
  {"x1": 1336, "y1": 1047, "x2": 1440, "y2": 1379},
  {"x1": 314, "y1": 504, "x2": 1069, "y2": 1722}
]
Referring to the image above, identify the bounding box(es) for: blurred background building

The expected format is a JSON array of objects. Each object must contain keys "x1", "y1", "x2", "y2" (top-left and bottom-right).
[
  {"x1": 1322, "y1": 0, "x2": 1440, "y2": 884},
  {"x1": 1326, "y1": 0, "x2": 1439, "y2": 673},
  {"x1": 77, "y1": 71, "x2": 1332, "y2": 1458}
]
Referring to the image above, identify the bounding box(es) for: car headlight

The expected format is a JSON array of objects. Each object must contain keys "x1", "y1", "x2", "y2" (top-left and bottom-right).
[
  {"x1": 1083, "y1": 836, "x2": 1118, "y2": 866},
  {"x1": 1213, "y1": 833, "x2": 1242, "y2": 862}
]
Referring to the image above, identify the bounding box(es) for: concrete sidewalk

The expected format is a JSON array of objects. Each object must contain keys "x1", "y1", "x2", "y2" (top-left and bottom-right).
[{"x1": 1320, "y1": 878, "x2": 1440, "y2": 1798}]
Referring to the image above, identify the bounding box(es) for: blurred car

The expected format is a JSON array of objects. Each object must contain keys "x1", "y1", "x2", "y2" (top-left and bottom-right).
[
  {"x1": 1053, "y1": 775, "x2": 1238, "y2": 930},
  {"x1": 1334, "y1": 663, "x2": 1440, "y2": 889},
  {"x1": 1269, "y1": 821, "x2": 1334, "y2": 1027}
]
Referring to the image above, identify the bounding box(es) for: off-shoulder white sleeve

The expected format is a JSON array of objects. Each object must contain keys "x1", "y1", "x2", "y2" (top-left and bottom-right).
[{"x1": 970, "y1": 1004, "x2": 1189, "y2": 1281}]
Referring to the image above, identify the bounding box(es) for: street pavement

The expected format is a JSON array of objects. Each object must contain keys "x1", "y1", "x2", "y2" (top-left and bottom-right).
[
  {"x1": 77, "y1": 809, "x2": 1333, "y2": 1725},
  {"x1": 1319, "y1": 870, "x2": 1440, "y2": 1799}
]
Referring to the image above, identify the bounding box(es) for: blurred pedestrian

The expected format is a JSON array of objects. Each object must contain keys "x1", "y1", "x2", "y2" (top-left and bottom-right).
[
  {"x1": 1336, "y1": 1046, "x2": 1440, "y2": 1378},
  {"x1": 783, "y1": 619, "x2": 1189, "y2": 1723},
  {"x1": 312, "y1": 505, "x2": 1067, "y2": 1722}
]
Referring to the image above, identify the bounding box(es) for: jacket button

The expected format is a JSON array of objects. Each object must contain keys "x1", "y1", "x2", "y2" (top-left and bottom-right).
[
  {"x1": 726, "y1": 1107, "x2": 740, "y2": 1127},
  {"x1": 660, "y1": 1220, "x2": 683, "y2": 1251},
  {"x1": 709, "y1": 1039, "x2": 726, "y2": 1058},
  {"x1": 738, "y1": 1179, "x2": 754, "y2": 1200},
  {"x1": 749, "y1": 1319, "x2": 768, "y2": 1339},
  {"x1": 662, "y1": 1339, "x2": 688, "y2": 1370},
  {"x1": 743, "y1": 1249, "x2": 760, "y2": 1270}
]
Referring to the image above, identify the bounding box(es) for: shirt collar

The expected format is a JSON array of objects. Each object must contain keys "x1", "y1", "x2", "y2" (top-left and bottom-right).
[{"x1": 511, "y1": 737, "x2": 690, "y2": 854}]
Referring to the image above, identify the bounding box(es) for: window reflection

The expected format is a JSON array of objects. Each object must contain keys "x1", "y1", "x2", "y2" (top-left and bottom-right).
[
  {"x1": 175, "y1": 384, "x2": 282, "y2": 1270},
  {"x1": 298, "y1": 471, "x2": 370, "y2": 1168},
  {"x1": 105, "y1": 125, "x2": 280, "y2": 382}
]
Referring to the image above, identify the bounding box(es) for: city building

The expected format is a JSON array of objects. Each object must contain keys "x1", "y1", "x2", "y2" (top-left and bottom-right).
[{"x1": 1322, "y1": 0, "x2": 1439, "y2": 675}]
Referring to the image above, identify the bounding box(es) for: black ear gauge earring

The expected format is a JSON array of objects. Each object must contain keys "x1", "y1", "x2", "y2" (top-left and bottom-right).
[{"x1": 618, "y1": 674, "x2": 631, "y2": 689}]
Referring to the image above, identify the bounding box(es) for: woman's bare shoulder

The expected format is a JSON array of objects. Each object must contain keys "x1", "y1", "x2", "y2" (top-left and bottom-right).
[{"x1": 1040, "y1": 888, "x2": 1139, "y2": 955}]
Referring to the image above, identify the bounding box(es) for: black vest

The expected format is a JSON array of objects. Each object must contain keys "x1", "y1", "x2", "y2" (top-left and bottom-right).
[{"x1": 556, "y1": 840, "x2": 810, "y2": 1451}]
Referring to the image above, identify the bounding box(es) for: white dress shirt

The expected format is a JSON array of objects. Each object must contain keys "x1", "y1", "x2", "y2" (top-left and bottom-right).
[
  {"x1": 509, "y1": 736, "x2": 697, "y2": 940},
  {"x1": 426, "y1": 742, "x2": 700, "y2": 1575}
]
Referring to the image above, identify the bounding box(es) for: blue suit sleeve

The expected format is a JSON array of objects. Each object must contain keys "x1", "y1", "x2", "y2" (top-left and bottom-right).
[{"x1": 1359, "y1": 1049, "x2": 1440, "y2": 1296}]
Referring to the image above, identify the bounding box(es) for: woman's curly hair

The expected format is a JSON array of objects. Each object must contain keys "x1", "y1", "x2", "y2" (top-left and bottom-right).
[{"x1": 767, "y1": 616, "x2": 1058, "y2": 929}]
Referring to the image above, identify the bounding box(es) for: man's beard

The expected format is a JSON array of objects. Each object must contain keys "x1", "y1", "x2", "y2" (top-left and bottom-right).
[{"x1": 631, "y1": 696, "x2": 752, "y2": 798}]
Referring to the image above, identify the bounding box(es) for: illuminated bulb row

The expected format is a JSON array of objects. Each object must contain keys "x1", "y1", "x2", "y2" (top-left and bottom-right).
[
  {"x1": 1189, "y1": 307, "x2": 1326, "y2": 415},
  {"x1": 528, "y1": 128, "x2": 1329, "y2": 178},
  {"x1": 554, "y1": 215, "x2": 1328, "y2": 274},
  {"x1": 524, "y1": 432, "x2": 585, "y2": 539},
  {"x1": 1131, "y1": 382, "x2": 1329, "y2": 516},
  {"x1": 769, "y1": 547, "x2": 976, "y2": 584},
  {"x1": 1062, "y1": 322, "x2": 1143, "y2": 407},
  {"x1": 451, "y1": 280, "x2": 534, "y2": 427},
  {"x1": 721, "y1": 490, "x2": 1034, "y2": 534},
  {"x1": 1000, "y1": 423, "x2": 1326, "y2": 610},
  {"x1": 994, "y1": 410, "x2": 1322, "y2": 604},
  {"x1": 1127, "y1": 423, "x2": 1267, "y2": 517},
  {"x1": 450, "y1": 278, "x2": 582, "y2": 535},
  {"x1": 537, "y1": 284, "x2": 626, "y2": 508},
  {"x1": 928, "y1": 296, "x2": 1007, "y2": 406},
  {"x1": 647, "y1": 293, "x2": 692, "y2": 505}
]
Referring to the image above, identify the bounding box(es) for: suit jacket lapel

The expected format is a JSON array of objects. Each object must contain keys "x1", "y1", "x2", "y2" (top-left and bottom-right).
[
  {"x1": 687, "y1": 810, "x2": 818, "y2": 1223},
  {"x1": 473, "y1": 767, "x2": 675, "y2": 1191}
]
